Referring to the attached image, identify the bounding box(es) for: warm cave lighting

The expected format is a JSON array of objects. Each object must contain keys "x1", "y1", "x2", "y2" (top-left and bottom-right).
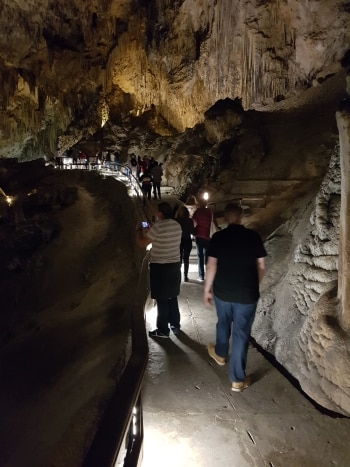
[
  {"x1": 101, "y1": 115, "x2": 108, "y2": 127},
  {"x1": 203, "y1": 191, "x2": 209, "y2": 201},
  {"x1": 6, "y1": 195, "x2": 13, "y2": 206}
]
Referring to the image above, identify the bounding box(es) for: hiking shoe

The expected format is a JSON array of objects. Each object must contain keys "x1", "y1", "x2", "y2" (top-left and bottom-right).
[
  {"x1": 207, "y1": 343, "x2": 225, "y2": 366},
  {"x1": 184, "y1": 276, "x2": 189, "y2": 282},
  {"x1": 231, "y1": 376, "x2": 251, "y2": 392},
  {"x1": 171, "y1": 326, "x2": 181, "y2": 335},
  {"x1": 148, "y1": 329, "x2": 169, "y2": 338}
]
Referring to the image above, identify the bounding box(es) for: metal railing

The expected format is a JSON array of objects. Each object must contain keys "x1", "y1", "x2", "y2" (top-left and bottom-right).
[
  {"x1": 208, "y1": 196, "x2": 266, "y2": 219},
  {"x1": 54, "y1": 157, "x2": 162, "y2": 200}
]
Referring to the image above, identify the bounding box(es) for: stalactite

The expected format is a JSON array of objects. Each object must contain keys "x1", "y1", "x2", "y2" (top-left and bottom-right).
[{"x1": 1, "y1": 67, "x2": 18, "y2": 110}]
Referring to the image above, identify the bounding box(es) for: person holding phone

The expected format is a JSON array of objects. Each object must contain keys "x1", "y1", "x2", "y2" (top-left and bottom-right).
[{"x1": 136, "y1": 202, "x2": 182, "y2": 337}]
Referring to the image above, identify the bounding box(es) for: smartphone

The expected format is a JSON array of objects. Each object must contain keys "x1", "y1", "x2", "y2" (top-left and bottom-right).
[{"x1": 141, "y1": 221, "x2": 149, "y2": 229}]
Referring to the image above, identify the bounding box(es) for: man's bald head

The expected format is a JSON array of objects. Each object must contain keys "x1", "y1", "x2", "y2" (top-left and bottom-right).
[{"x1": 224, "y1": 203, "x2": 243, "y2": 224}]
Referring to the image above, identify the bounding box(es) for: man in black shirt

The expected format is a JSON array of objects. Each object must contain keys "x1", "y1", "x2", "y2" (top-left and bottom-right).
[{"x1": 204, "y1": 203, "x2": 267, "y2": 392}]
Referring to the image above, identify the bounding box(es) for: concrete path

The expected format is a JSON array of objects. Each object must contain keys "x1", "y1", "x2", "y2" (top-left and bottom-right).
[{"x1": 141, "y1": 252, "x2": 350, "y2": 467}]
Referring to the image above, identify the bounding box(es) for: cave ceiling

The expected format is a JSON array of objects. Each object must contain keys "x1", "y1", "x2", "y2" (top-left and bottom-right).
[{"x1": 0, "y1": 0, "x2": 349, "y2": 159}]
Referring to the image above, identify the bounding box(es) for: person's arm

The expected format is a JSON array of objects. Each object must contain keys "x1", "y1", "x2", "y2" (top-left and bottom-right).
[
  {"x1": 135, "y1": 227, "x2": 152, "y2": 249},
  {"x1": 190, "y1": 218, "x2": 195, "y2": 236},
  {"x1": 256, "y1": 257, "x2": 266, "y2": 284},
  {"x1": 204, "y1": 256, "x2": 217, "y2": 306}
]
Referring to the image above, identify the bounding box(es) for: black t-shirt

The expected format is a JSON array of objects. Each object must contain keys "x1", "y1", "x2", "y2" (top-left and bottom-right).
[{"x1": 207, "y1": 224, "x2": 267, "y2": 304}]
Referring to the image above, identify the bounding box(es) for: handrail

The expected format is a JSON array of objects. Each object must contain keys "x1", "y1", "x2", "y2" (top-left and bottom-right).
[
  {"x1": 100, "y1": 164, "x2": 144, "y2": 199},
  {"x1": 207, "y1": 195, "x2": 266, "y2": 211},
  {"x1": 54, "y1": 156, "x2": 144, "y2": 199},
  {"x1": 82, "y1": 251, "x2": 150, "y2": 467}
]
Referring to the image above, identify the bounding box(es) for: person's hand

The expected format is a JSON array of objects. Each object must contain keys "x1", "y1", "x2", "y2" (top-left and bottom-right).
[{"x1": 204, "y1": 289, "x2": 213, "y2": 306}]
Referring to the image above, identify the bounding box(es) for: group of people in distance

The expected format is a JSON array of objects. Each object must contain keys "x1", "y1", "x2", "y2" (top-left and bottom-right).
[
  {"x1": 130, "y1": 154, "x2": 164, "y2": 203},
  {"x1": 55, "y1": 147, "x2": 121, "y2": 171},
  {"x1": 136, "y1": 196, "x2": 267, "y2": 393}
]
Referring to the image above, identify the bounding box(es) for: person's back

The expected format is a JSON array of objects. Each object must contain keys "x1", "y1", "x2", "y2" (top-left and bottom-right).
[
  {"x1": 140, "y1": 171, "x2": 153, "y2": 203},
  {"x1": 140, "y1": 171, "x2": 152, "y2": 187},
  {"x1": 175, "y1": 205, "x2": 195, "y2": 282},
  {"x1": 148, "y1": 217, "x2": 182, "y2": 264},
  {"x1": 150, "y1": 162, "x2": 163, "y2": 199},
  {"x1": 192, "y1": 200, "x2": 213, "y2": 280},
  {"x1": 176, "y1": 215, "x2": 194, "y2": 240},
  {"x1": 193, "y1": 205, "x2": 212, "y2": 240},
  {"x1": 137, "y1": 202, "x2": 182, "y2": 338},
  {"x1": 204, "y1": 202, "x2": 266, "y2": 392},
  {"x1": 150, "y1": 163, "x2": 163, "y2": 182},
  {"x1": 209, "y1": 223, "x2": 264, "y2": 303}
]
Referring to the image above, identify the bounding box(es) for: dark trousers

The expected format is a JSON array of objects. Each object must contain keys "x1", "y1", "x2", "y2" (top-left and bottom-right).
[
  {"x1": 153, "y1": 182, "x2": 161, "y2": 199},
  {"x1": 180, "y1": 238, "x2": 192, "y2": 278},
  {"x1": 195, "y1": 237, "x2": 210, "y2": 279},
  {"x1": 142, "y1": 185, "x2": 152, "y2": 204},
  {"x1": 156, "y1": 297, "x2": 180, "y2": 335}
]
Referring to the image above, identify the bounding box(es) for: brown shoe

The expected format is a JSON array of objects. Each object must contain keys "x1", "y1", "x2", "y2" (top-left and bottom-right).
[
  {"x1": 231, "y1": 376, "x2": 251, "y2": 392},
  {"x1": 207, "y1": 343, "x2": 225, "y2": 366}
]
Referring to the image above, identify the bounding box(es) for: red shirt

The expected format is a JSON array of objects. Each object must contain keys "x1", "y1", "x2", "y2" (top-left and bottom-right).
[{"x1": 193, "y1": 207, "x2": 212, "y2": 240}]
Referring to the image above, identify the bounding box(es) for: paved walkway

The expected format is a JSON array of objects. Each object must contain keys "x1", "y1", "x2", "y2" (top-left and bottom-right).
[{"x1": 141, "y1": 251, "x2": 350, "y2": 467}]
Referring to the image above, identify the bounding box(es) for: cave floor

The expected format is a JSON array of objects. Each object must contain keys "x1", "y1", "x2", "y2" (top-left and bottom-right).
[{"x1": 142, "y1": 250, "x2": 350, "y2": 467}]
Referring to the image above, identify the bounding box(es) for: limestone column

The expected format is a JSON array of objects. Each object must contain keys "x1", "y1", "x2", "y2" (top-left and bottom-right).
[{"x1": 336, "y1": 66, "x2": 350, "y2": 330}]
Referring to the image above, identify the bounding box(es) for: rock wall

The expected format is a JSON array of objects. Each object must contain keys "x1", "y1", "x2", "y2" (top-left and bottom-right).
[
  {"x1": 110, "y1": 0, "x2": 349, "y2": 130},
  {"x1": 253, "y1": 146, "x2": 350, "y2": 415},
  {"x1": 1, "y1": 0, "x2": 350, "y2": 416}
]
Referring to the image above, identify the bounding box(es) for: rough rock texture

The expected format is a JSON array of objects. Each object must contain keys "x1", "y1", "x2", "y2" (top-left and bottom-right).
[
  {"x1": 115, "y1": 0, "x2": 349, "y2": 130},
  {"x1": 337, "y1": 97, "x2": 350, "y2": 331},
  {"x1": 253, "y1": 147, "x2": 350, "y2": 415},
  {"x1": 1, "y1": 0, "x2": 350, "y2": 417}
]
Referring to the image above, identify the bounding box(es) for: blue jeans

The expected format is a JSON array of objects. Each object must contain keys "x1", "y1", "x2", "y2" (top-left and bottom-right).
[
  {"x1": 195, "y1": 237, "x2": 210, "y2": 279},
  {"x1": 213, "y1": 295, "x2": 257, "y2": 382}
]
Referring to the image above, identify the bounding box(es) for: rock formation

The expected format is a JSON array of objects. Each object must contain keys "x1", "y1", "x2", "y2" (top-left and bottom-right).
[{"x1": 1, "y1": 0, "x2": 350, "y2": 419}]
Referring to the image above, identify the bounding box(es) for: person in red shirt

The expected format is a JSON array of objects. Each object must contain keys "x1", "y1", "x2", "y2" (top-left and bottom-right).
[{"x1": 192, "y1": 199, "x2": 218, "y2": 281}]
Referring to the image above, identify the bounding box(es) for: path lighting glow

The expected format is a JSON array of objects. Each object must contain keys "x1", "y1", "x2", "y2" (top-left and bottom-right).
[
  {"x1": 132, "y1": 406, "x2": 138, "y2": 436},
  {"x1": 6, "y1": 196, "x2": 13, "y2": 206},
  {"x1": 203, "y1": 192, "x2": 209, "y2": 201}
]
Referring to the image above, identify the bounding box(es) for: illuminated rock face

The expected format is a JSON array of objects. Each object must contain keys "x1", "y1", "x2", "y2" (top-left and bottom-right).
[
  {"x1": 111, "y1": 0, "x2": 349, "y2": 130},
  {"x1": 0, "y1": 0, "x2": 349, "y2": 156},
  {"x1": 1, "y1": 0, "x2": 350, "y2": 416}
]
